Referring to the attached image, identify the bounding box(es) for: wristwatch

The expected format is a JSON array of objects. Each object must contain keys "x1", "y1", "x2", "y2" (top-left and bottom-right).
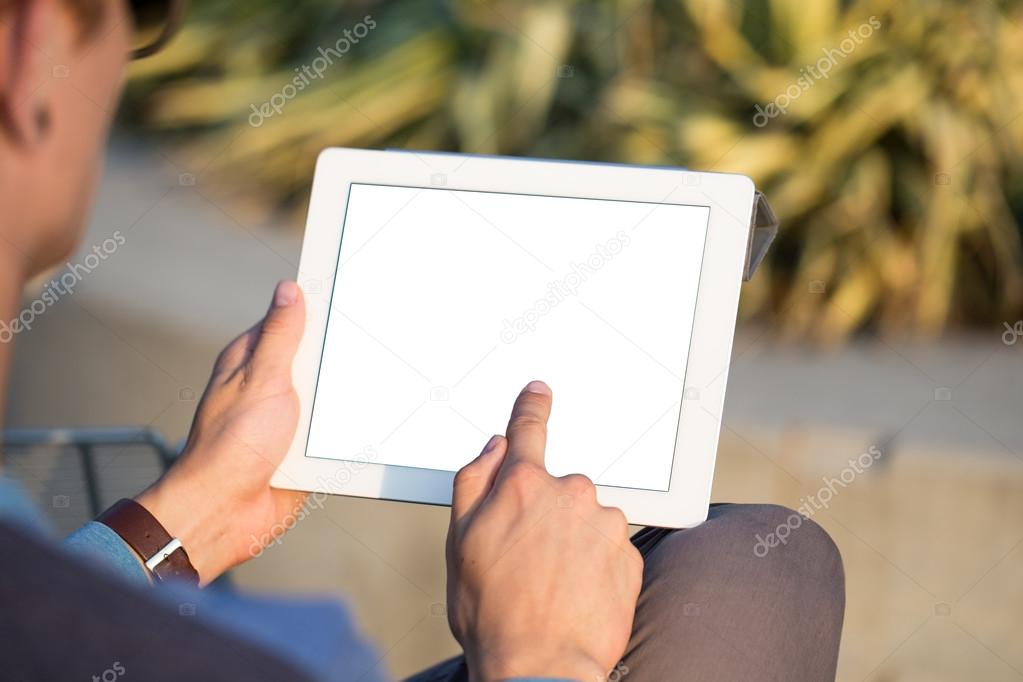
[{"x1": 97, "y1": 498, "x2": 200, "y2": 586}]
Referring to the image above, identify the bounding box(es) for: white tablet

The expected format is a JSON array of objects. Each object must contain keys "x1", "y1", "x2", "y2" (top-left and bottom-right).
[{"x1": 271, "y1": 148, "x2": 758, "y2": 528}]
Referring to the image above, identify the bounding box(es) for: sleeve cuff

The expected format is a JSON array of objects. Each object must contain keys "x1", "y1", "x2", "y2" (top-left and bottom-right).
[{"x1": 64, "y1": 520, "x2": 152, "y2": 586}]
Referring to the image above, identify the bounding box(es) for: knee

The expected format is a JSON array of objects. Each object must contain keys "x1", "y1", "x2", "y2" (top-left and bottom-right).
[
  {"x1": 646, "y1": 503, "x2": 845, "y2": 612},
  {"x1": 744, "y1": 504, "x2": 842, "y2": 567},
  {"x1": 728, "y1": 503, "x2": 845, "y2": 608},
  {"x1": 632, "y1": 505, "x2": 845, "y2": 678}
]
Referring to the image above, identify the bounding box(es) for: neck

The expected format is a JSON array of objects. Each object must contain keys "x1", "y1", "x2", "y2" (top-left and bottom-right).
[{"x1": 0, "y1": 243, "x2": 28, "y2": 472}]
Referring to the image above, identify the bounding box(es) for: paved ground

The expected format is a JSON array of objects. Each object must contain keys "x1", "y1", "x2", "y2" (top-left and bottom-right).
[{"x1": 4, "y1": 141, "x2": 1022, "y2": 681}]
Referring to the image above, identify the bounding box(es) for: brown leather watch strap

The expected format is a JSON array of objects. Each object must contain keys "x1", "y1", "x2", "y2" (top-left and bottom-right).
[{"x1": 97, "y1": 498, "x2": 199, "y2": 586}]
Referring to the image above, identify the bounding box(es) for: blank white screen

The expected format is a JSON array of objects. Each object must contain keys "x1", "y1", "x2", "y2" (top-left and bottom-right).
[{"x1": 304, "y1": 184, "x2": 709, "y2": 491}]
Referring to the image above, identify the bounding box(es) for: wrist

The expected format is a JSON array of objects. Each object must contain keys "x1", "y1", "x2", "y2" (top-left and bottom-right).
[{"x1": 134, "y1": 472, "x2": 233, "y2": 585}]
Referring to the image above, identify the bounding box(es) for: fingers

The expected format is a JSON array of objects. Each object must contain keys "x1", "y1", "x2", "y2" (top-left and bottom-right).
[
  {"x1": 501, "y1": 381, "x2": 552, "y2": 470},
  {"x1": 249, "y1": 281, "x2": 306, "y2": 383},
  {"x1": 213, "y1": 324, "x2": 260, "y2": 378},
  {"x1": 451, "y1": 435, "x2": 508, "y2": 523},
  {"x1": 593, "y1": 504, "x2": 631, "y2": 544}
]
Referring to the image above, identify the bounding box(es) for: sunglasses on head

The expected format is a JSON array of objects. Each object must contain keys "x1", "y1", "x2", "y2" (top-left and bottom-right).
[{"x1": 128, "y1": 0, "x2": 186, "y2": 59}]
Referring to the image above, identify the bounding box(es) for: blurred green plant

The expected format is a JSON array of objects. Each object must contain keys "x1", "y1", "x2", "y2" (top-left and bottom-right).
[{"x1": 124, "y1": 0, "x2": 1023, "y2": 341}]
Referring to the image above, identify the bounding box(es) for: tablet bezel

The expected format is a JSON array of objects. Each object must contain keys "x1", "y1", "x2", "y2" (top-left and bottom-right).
[{"x1": 271, "y1": 148, "x2": 755, "y2": 528}]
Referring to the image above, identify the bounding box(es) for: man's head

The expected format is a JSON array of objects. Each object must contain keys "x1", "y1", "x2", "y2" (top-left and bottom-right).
[{"x1": 0, "y1": 0, "x2": 146, "y2": 279}]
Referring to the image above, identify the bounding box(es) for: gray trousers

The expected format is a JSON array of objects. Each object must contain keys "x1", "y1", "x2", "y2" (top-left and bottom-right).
[{"x1": 408, "y1": 504, "x2": 845, "y2": 682}]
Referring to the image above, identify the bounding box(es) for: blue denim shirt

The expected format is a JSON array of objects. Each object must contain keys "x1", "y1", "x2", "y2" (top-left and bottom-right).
[{"x1": 0, "y1": 476, "x2": 575, "y2": 682}]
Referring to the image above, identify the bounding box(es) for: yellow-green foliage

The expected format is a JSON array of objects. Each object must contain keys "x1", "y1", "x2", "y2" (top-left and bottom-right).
[{"x1": 126, "y1": 0, "x2": 1023, "y2": 340}]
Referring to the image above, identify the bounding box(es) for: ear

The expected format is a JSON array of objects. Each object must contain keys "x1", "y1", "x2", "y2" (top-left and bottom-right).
[{"x1": 1, "y1": 0, "x2": 57, "y2": 146}]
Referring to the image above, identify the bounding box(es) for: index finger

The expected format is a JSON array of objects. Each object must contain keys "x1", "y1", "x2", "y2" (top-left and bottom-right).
[{"x1": 502, "y1": 380, "x2": 553, "y2": 469}]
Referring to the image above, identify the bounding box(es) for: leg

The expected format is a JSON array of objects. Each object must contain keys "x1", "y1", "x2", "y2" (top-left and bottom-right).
[
  {"x1": 407, "y1": 504, "x2": 845, "y2": 682},
  {"x1": 624, "y1": 504, "x2": 845, "y2": 681}
]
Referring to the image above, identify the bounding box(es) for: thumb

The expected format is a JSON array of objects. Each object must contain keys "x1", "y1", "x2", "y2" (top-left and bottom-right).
[
  {"x1": 250, "y1": 281, "x2": 306, "y2": 381},
  {"x1": 451, "y1": 435, "x2": 508, "y2": 523}
]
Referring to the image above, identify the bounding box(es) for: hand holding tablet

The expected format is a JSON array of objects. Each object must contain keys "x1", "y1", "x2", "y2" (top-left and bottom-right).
[{"x1": 272, "y1": 148, "x2": 768, "y2": 528}]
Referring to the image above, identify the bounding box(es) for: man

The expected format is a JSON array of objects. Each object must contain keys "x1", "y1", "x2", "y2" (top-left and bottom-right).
[{"x1": 0, "y1": 1, "x2": 845, "y2": 680}]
